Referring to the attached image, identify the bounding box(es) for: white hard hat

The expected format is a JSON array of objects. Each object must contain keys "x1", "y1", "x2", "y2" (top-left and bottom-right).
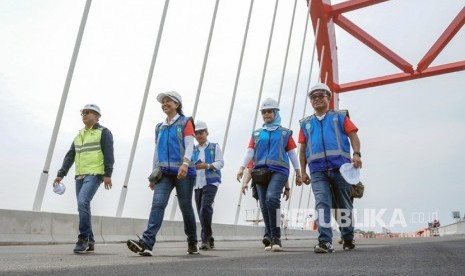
[
  {"x1": 339, "y1": 163, "x2": 360, "y2": 185},
  {"x1": 259, "y1": 98, "x2": 279, "y2": 111},
  {"x1": 308, "y1": 83, "x2": 332, "y2": 98},
  {"x1": 157, "y1": 91, "x2": 182, "y2": 104},
  {"x1": 81, "y1": 103, "x2": 101, "y2": 116},
  {"x1": 195, "y1": 120, "x2": 208, "y2": 131}
]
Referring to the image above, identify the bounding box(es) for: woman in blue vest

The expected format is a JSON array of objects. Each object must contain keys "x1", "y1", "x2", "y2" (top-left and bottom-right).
[
  {"x1": 192, "y1": 120, "x2": 224, "y2": 250},
  {"x1": 127, "y1": 91, "x2": 198, "y2": 256},
  {"x1": 236, "y1": 98, "x2": 302, "y2": 252}
]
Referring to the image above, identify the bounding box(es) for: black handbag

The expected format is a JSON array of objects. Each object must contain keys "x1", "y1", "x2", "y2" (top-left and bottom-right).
[
  {"x1": 251, "y1": 168, "x2": 272, "y2": 186},
  {"x1": 148, "y1": 167, "x2": 163, "y2": 184}
]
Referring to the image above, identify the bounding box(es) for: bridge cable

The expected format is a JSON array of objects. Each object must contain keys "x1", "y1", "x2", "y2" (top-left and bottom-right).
[
  {"x1": 234, "y1": 0, "x2": 280, "y2": 225},
  {"x1": 170, "y1": 0, "x2": 221, "y2": 220},
  {"x1": 33, "y1": 0, "x2": 93, "y2": 211}
]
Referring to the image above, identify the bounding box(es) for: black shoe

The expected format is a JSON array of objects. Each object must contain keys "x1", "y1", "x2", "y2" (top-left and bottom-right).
[
  {"x1": 209, "y1": 237, "x2": 215, "y2": 249},
  {"x1": 187, "y1": 241, "x2": 199, "y2": 254},
  {"x1": 199, "y1": 242, "x2": 210, "y2": 250},
  {"x1": 271, "y1": 237, "x2": 283, "y2": 252},
  {"x1": 86, "y1": 239, "x2": 95, "y2": 253},
  {"x1": 314, "y1": 241, "x2": 335, "y2": 253},
  {"x1": 73, "y1": 236, "x2": 89, "y2": 254},
  {"x1": 343, "y1": 240, "x2": 355, "y2": 251},
  {"x1": 262, "y1": 237, "x2": 271, "y2": 250},
  {"x1": 127, "y1": 239, "x2": 152, "y2": 256}
]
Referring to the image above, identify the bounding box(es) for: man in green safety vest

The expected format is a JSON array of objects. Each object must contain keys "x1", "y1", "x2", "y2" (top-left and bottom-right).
[{"x1": 54, "y1": 103, "x2": 114, "y2": 254}]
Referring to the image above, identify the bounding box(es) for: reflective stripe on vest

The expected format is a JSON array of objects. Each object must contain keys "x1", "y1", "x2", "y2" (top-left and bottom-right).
[
  {"x1": 253, "y1": 127, "x2": 291, "y2": 170},
  {"x1": 74, "y1": 127, "x2": 104, "y2": 175},
  {"x1": 156, "y1": 116, "x2": 195, "y2": 175},
  {"x1": 193, "y1": 143, "x2": 222, "y2": 184}
]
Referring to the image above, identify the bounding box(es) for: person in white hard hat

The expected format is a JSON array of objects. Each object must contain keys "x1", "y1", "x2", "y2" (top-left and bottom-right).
[
  {"x1": 54, "y1": 103, "x2": 114, "y2": 254},
  {"x1": 191, "y1": 120, "x2": 224, "y2": 250},
  {"x1": 237, "y1": 98, "x2": 303, "y2": 252},
  {"x1": 127, "y1": 91, "x2": 199, "y2": 256},
  {"x1": 298, "y1": 83, "x2": 362, "y2": 253}
]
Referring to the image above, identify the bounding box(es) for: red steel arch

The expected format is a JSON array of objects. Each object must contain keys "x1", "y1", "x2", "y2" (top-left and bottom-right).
[{"x1": 308, "y1": 0, "x2": 465, "y2": 109}]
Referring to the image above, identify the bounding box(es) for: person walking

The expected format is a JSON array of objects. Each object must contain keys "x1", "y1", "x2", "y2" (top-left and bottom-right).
[
  {"x1": 192, "y1": 120, "x2": 224, "y2": 250},
  {"x1": 127, "y1": 91, "x2": 198, "y2": 256},
  {"x1": 298, "y1": 83, "x2": 362, "y2": 253},
  {"x1": 237, "y1": 98, "x2": 302, "y2": 252},
  {"x1": 241, "y1": 160, "x2": 291, "y2": 245},
  {"x1": 54, "y1": 104, "x2": 114, "y2": 254}
]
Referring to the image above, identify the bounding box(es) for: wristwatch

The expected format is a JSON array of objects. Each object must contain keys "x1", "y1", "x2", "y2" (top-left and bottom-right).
[{"x1": 353, "y1": 152, "x2": 362, "y2": 157}]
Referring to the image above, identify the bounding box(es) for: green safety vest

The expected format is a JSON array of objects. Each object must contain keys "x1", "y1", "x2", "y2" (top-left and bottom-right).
[{"x1": 73, "y1": 126, "x2": 105, "y2": 176}]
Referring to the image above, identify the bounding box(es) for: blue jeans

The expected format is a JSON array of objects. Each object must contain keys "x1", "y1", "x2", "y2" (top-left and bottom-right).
[
  {"x1": 310, "y1": 170, "x2": 354, "y2": 243},
  {"x1": 256, "y1": 172, "x2": 287, "y2": 239},
  {"x1": 75, "y1": 175, "x2": 102, "y2": 241},
  {"x1": 142, "y1": 175, "x2": 197, "y2": 249},
  {"x1": 194, "y1": 184, "x2": 218, "y2": 243}
]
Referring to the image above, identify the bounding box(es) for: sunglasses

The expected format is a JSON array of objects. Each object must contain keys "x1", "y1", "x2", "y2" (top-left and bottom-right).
[
  {"x1": 310, "y1": 93, "x2": 327, "y2": 101},
  {"x1": 81, "y1": 110, "x2": 96, "y2": 116},
  {"x1": 261, "y1": 109, "x2": 274, "y2": 115},
  {"x1": 195, "y1": 130, "x2": 206, "y2": 135}
]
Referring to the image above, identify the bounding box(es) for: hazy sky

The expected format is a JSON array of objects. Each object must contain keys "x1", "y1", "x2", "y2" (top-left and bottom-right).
[{"x1": 1, "y1": 0, "x2": 464, "y2": 233}]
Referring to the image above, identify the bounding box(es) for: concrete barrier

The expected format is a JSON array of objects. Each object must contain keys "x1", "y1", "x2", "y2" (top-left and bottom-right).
[
  {"x1": 0, "y1": 209, "x2": 317, "y2": 245},
  {"x1": 439, "y1": 220, "x2": 465, "y2": 236}
]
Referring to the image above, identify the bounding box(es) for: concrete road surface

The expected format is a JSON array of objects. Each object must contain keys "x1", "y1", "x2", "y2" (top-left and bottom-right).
[{"x1": 1, "y1": 236, "x2": 464, "y2": 275}]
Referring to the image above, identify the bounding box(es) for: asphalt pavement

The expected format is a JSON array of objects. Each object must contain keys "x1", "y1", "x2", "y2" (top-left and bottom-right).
[{"x1": 1, "y1": 236, "x2": 464, "y2": 275}]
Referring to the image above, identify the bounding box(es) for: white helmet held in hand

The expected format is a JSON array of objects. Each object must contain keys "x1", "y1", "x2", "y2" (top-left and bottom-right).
[
  {"x1": 308, "y1": 83, "x2": 332, "y2": 98},
  {"x1": 260, "y1": 98, "x2": 279, "y2": 111}
]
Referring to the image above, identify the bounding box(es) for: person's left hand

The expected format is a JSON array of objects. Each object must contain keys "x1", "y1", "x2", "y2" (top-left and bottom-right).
[
  {"x1": 103, "y1": 177, "x2": 112, "y2": 190},
  {"x1": 178, "y1": 164, "x2": 188, "y2": 180},
  {"x1": 353, "y1": 155, "x2": 362, "y2": 168},
  {"x1": 283, "y1": 189, "x2": 290, "y2": 201}
]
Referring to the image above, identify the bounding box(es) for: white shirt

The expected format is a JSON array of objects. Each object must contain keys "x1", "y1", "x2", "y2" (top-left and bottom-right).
[{"x1": 194, "y1": 141, "x2": 224, "y2": 189}]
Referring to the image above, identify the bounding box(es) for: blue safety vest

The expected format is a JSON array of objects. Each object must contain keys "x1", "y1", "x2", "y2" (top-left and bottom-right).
[
  {"x1": 192, "y1": 142, "x2": 222, "y2": 185},
  {"x1": 252, "y1": 126, "x2": 292, "y2": 176},
  {"x1": 299, "y1": 111, "x2": 351, "y2": 172},
  {"x1": 155, "y1": 116, "x2": 196, "y2": 176}
]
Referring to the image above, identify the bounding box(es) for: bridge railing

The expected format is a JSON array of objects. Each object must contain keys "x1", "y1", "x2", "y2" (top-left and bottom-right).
[
  {"x1": 439, "y1": 220, "x2": 465, "y2": 236},
  {"x1": 0, "y1": 209, "x2": 317, "y2": 245}
]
